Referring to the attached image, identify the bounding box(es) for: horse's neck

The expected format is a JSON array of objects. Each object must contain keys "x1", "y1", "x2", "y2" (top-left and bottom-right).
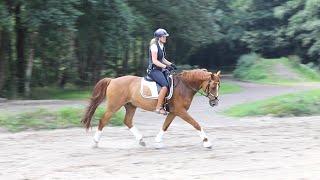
[{"x1": 175, "y1": 75, "x2": 202, "y2": 95}]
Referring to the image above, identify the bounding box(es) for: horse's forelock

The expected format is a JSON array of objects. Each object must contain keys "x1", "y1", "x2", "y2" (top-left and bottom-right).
[{"x1": 211, "y1": 73, "x2": 221, "y2": 82}]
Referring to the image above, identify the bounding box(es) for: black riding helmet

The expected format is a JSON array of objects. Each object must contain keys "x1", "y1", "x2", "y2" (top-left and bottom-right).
[{"x1": 154, "y1": 28, "x2": 169, "y2": 38}]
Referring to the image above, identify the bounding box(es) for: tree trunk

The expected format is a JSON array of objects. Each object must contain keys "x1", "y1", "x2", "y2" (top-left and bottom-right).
[
  {"x1": 132, "y1": 40, "x2": 138, "y2": 74},
  {"x1": 122, "y1": 41, "x2": 129, "y2": 75},
  {"x1": 93, "y1": 48, "x2": 102, "y2": 83},
  {"x1": 139, "y1": 39, "x2": 147, "y2": 76},
  {"x1": 0, "y1": 29, "x2": 6, "y2": 93},
  {"x1": 25, "y1": 33, "x2": 36, "y2": 97},
  {"x1": 58, "y1": 70, "x2": 67, "y2": 89},
  {"x1": 89, "y1": 42, "x2": 99, "y2": 83},
  {"x1": 75, "y1": 39, "x2": 87, "y2": 84},
  {"x1": 114, "y1": 44, "x2": 121, "y2": 77},
  {"x1": 7, "y1": 30, "x2": 16, "y2": 98},
  {"x1": 15, "y1": 4, "x2": 26, "y2": 94}
]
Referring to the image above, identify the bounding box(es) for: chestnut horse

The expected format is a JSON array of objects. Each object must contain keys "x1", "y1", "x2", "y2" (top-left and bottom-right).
[{"x1": 81, "y1": 69, "x2": 221, "y2": 148}]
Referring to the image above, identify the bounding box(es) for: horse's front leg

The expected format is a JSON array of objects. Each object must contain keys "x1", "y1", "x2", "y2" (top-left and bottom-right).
[
  {"x1": 124, "y1": 103, "x2": 146, "y2": 146},
  {"x1": 178, "y1": 111, "x2": 212, "y2": 148},
  {"x1": 155, "y1": 113, "x2": 176, "y2": 143}
]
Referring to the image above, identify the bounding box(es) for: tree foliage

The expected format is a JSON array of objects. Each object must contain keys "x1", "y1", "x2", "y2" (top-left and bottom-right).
[{"x1": 0, "y1": 0, "x2": 320, "y2": 98}]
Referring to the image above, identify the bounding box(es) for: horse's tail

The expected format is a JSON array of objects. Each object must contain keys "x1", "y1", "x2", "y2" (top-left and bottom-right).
[{"x1": 81, "y1": 78, "x2": 112, "y2": 130}]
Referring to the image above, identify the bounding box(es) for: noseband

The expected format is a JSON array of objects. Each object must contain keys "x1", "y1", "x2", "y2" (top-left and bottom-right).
[
  {"x1": 203, "y1": 80, "x2": 220, "y2": 101},
  {"x1": 183, "y1": 78, "x2": 219, "y2": 100}
]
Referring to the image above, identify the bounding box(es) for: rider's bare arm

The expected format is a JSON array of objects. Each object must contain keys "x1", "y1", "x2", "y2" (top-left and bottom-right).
[
  {"x1": 151, "y1": 47, "x2": 167, "y2": 68},
  {"x1": 163, "y1": 58, "x2": 172, "y2": 66}
]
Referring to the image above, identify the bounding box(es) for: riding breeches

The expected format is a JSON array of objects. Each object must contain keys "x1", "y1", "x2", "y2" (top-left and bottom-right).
[{"x1": 148, "y1": 69, "x2": 169, "y2": 88}]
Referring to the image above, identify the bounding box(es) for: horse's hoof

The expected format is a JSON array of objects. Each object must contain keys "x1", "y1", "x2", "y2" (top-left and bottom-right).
[
  {"x1": 203, "y1": 141, "x2": 212, "y2": 149},
  {"x1": 155, "y1": 136, "x2": 162, "y2": 143},
  {"x1": 139, "y1": 139, "x2": 146, "y2": 147},
  {"x1": 154, "y1": 142, "x2": 164, "y2": 149},
  {"x1": 92, "y1": 141, "x2": 99, "y2": 148}
]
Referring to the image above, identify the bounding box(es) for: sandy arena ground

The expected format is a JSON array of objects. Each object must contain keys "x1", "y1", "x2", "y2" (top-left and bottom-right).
[{"x1": 0, "y1": 80, "x2": 319, "y2": 179}]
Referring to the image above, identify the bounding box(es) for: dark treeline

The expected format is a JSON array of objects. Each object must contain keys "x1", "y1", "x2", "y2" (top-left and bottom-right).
[{"x1": 0, "y1": 0, "x2": 319, "y2": 97}]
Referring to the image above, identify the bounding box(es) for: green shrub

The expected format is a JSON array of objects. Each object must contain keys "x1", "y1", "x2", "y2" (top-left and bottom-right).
[
  {"x1": 233, "y1": 53, "x2": 320, "y2": 84},
  {"x1": 0, "y1": 107, "x2": 124, "y2": 132},
  {"x1": 284, "y1": 57, "x2": 320, "y2": 81},
  {"x1": 224, "y1": 89, "x2": 320, "y2": 117},
  {"x1": 233, "y1": 53, "x2": 272, "y2": 82},
  {"x1": 29, "y1": 86, "x2": 91, "y2": 100}
]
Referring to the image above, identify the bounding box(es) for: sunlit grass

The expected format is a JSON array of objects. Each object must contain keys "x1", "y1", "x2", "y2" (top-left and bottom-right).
[
  {"x1": 224, "y1": 89, "x2": 320, "y2": 117},
  {"x1": 220, "y1": 82, "x2": 242, "y2": 94},
  {"x1": 282, "y1": 58, "x2": 320, "y2": 81},
  {"x1": 233, "y1": 54, "x2": 320, "y2": 84},
  {"x1": 197, "y1": 82, "x2": 242, "y2": 96},
  {"x1": 32, "y1": 80, "x2": 242, "y2": 100},
  {"x1": 30, "y1": 87, "x2": 91, "y2": 100},
  {"x1": 0, "y1": 107, "x2": 124, "y2": 132}
]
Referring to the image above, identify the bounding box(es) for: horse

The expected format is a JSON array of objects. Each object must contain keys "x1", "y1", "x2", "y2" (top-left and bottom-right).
[{"x1": 81, "y1": 69, "x2": 221, "y2": 148}]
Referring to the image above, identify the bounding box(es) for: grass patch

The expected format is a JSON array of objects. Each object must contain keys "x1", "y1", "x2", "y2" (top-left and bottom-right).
[
  {"x1": 30, "y1": 87, "x2": 91, "y2": 100},
  {"x1": 224, "y1": 89, "x2": 320, "y2": 117},
  {"x1": 233, "y1": 53, "x2": 320, "y2": 84},
  {"x1": 282, "y1": 57, "x2": 320, "y2": 81},
  {"x1": 32, "y1": 80, "x2": 242, "y2": 100},
  {"x1": 233, "y1": 53, "x2": 270, "y2": 82},
  {"x1": 220, "y1": 82, "x2": 242, "y2": 94},
  {"x1": 0, "y1": 107, "x2": 124, "y2": 132}
]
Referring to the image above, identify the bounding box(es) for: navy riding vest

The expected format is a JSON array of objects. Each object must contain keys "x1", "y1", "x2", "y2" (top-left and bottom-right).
[{"x1": 148, "y1": 41, "x2": 166, "y2": 71}]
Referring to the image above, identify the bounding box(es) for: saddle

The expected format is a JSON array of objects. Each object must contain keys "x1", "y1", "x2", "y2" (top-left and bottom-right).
[{"x1": 140, "y1": 75, "x2": 174, "y2": 100}]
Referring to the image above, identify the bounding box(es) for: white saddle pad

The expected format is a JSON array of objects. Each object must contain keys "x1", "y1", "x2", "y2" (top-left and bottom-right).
[{"x1": 140, "y1": 75, "x2": 174, "y2": 100}]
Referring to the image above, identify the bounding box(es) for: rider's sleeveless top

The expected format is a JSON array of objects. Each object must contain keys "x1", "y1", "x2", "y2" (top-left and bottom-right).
[{"x1": 148, "y1": 41, "x2": 166, "y2": 71}]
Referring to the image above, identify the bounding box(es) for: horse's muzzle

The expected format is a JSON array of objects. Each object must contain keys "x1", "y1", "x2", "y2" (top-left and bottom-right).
[{"x1": 209, "y1": 98, "x2": 219, "y2": 107}]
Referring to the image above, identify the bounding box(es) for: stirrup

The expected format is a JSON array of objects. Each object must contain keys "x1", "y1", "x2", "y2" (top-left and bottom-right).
[{"x1": 155, "y1": 108, "x2": 168, "y2": 115}]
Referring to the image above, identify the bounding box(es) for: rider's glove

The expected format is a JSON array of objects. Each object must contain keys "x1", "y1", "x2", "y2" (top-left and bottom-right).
[
  {"x1": 170, "y1": 63, "x2": 177, "y2": 70},
  {"x1": 165, "y1": 65, "x2": 174, "y2": 71}
]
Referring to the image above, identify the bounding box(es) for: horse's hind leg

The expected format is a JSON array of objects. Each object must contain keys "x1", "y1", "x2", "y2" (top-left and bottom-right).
[
  {"x1": 92, "y1": 110, "x2": 114, "y2": 148},
  {"x1": 92, "y1": 103, "x2": 123, "y2": 148},
  {"x1": 124, "y1": 103, "x2": 145, "y2": 146}
]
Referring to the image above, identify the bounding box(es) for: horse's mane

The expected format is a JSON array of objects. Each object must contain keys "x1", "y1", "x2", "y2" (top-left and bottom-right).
[{"x1": 177, "y1": 69, "x2": 211, "y2": 82}]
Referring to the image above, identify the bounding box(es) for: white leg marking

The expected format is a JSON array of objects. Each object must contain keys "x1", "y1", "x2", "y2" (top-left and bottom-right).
[
  {"x1": 92, "y1": 130, "x2": 103, "y2": 148},
  {"x1": 155, "y1": 129, "x2": 165, "y2": 143},
  {"x1": 93, "y1": 130, "x2": 103, "y2": 143},
  {"x1": 129, "y1": 126, "x2": 143, "y2": 141},
  {"x1": 198, "y1": 128, "x2": 208, "y2": 140},
  {"x1": 198, "y1": 128, "x2": 212, "y2": 148}
]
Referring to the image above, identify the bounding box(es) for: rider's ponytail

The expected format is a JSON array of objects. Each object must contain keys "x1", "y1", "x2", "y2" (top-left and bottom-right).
[{"x1": 149, "y1": 38, "x2": 158, "y2": 47}]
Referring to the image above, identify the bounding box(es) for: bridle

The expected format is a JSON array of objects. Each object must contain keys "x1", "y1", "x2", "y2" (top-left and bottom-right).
[
  {"x1": 200, "y1": 79, "x2": 220, "y2": 100},
  {"x1": 180, "y1": 77, "x2": 220, "y2": 100}
]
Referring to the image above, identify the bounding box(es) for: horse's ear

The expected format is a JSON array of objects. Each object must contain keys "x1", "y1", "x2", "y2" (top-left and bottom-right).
[
  {"x1": 216, "y1": 70, "x2": 221, "y2": 77},
  {"x1": 212, "y1": 70, "x2": 221, "y2": 79},
  {"x1": 209, "y1": 72, "x2": 214, "y2": 79}
]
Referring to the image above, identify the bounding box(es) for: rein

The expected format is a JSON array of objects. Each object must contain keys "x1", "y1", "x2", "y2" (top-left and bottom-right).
[
  {"x1": 192, "y1": 80, "x2": 212, "y2": 97},
  {"x1": 173, "y1": 70, "x2": 220, "y2": 103},
  {"x1": 176, "y1": 76, "x2": 216, "y2": 98}
]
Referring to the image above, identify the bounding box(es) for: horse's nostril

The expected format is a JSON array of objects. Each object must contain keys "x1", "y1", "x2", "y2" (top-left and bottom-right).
[{"x1": 209, "y1": 99, "x2": 219, "y2": 107}]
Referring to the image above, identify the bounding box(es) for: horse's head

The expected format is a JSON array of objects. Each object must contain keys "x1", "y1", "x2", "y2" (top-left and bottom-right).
[
  {"x1": 179, "y1": 69, "x2": 221, "y2": 107},
  {"x1": 200, "y1": 70, "x2": 221, "y2": 107}
]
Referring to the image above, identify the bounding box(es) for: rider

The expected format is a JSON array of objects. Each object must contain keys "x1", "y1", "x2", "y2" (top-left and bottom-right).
[{"x1": 147, "y1": 28, "x2": 177, "y2": 115}]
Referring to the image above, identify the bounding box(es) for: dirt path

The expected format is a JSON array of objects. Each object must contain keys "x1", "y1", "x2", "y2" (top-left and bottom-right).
[{"x1": 0, "y1": 80, "x2": 319, "y2": 179}]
